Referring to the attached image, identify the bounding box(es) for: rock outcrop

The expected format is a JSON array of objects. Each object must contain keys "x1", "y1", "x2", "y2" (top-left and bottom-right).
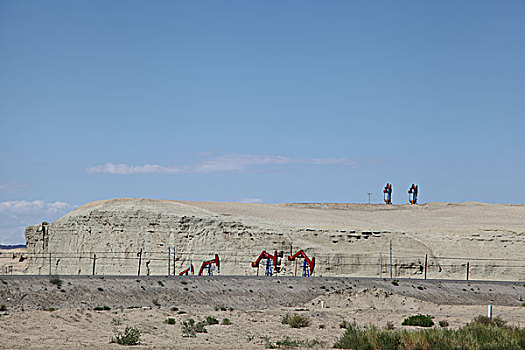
[{"x1": 24, "y1": 199, "x2": 525, "y2": 280}]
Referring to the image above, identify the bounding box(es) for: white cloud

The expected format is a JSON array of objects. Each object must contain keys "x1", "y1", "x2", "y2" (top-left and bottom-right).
[
  {"x1": 86, "y1": 154, "x2": 358, "y2": 175},
  {"x1": 0, "y1": 200, "x2": 75, "y2": 245}
]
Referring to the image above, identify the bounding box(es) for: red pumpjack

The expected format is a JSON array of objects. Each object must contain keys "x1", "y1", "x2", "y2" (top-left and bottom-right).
[
  {"x1": 251, "y1": 250, "x2": 283, "y2": 276},
  {"x1": 179, "y1": 263, "x2": 194, "y2": 276},
  {"x1": 198, "y1": 254, "x2": 220, "y2": 276},
  {"x1": 288, "y1": 250, "x2": 315, "y2": 276}
]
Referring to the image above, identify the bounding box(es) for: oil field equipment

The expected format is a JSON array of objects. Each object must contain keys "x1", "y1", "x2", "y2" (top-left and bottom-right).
[
  {"x1": 408, "y1": 184, "x2": 418, "y2": 204},
  {"x1": 251, "y1": 250, "x2": 283, "y2": 276},
  {"x1": 383, "y1": 183, "x2": 393, "y2": 204},
  {"x1": 179, "y1": 263, "x2": 194, "y2": 276},
  {"x1": 198, "y1": 254, "x2": 220, "y2": 276},
  {"x1": 288, "y1": 250, "x2": 315, "y2": 276}
]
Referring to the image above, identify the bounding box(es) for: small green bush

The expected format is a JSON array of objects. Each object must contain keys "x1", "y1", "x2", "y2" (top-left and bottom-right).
[
  {"x1": 50, "y1": 275, "x2": 62, "y2": 288},
  {"x1": 205, "y1": 316, "x2": 219, "y2": 325},
  {"x1": 94, "y1": 306, "x2": 111, "y2": 311},
  {"x1": 98, "y1": 287, "x2": 104, "y2": 291},
  {"x1": 152, "y1": 299, "x2": 161, "y2": 307},
  {"x1": 439, "y1": 320, "x2": 449, "y2": 328},
  {"x1": 282, "y1": 313, "x2": 309, "y2": 328},
  {"x1": 222, "y1": 318, "x2": 231, "y2": 325},
  {"x1": 44, "y1": 308, "x2": 56, "y2": 312},
  {"x1": 177, "y1": 310, "x2": 187, "y2": 314},
  {"x1": 171, "y1": 306, "x2": 179, "y2": 312},
  {"x1": 471, "y1": 315, "x2": 507, "y2": 328},
  {"x1": 113, "y1": 326, "x2": 141, "y2": 345},
  {"x1": 0, "y1": 304, "x2": 6, "y2": 311},
  {"x1": 164, "y1": 318, "x2": 176, "y2": 325},
  {"x1": 402, "y1": 315, "x2": 434, "y2": 327},
  {"x1": 181, "y1": 319, "x2": 207, "y2": 337},
  {"x1": 391, "y1": 280, "x2": 399, "y2": 286},
  {"x1": 157, "y1": 280, "x2": 164, "y2": 287},
  {"x1": 1, "y1": 280, "x2": 7, "y2": 285},
  {"x1": 180, "y1": 280, "x2": 188, "y2": 285}
]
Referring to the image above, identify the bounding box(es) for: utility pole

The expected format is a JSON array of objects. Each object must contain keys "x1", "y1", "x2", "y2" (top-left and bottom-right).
[{"x1": 367, "y1": 192, "x2": 373, "y2": 204}]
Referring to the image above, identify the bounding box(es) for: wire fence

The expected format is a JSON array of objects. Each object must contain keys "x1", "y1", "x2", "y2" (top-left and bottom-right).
[{"x1": 1, "y1": 248, "x2": 524, "y2": 281}]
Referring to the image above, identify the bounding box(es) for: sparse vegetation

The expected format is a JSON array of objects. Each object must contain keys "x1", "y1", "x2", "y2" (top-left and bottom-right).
[
  {"x1": 0, "y1": 304, "x2": 6, "y2": 311},
  {"x1": 171, "y1": 306, "x2": 179, "y2": 312},
  {"x1": 1, "y1": 280, "x2": 7, "y2": 285},
  {"x1": 98, "y1": 287, "x2": 104, "y2": 291},
  {"x1": 391, "y1": 280, "x2": 399, "y2": 286},
  {"x1": 335, "y1": 317, "x2": 525, "y2": 349},
  {"x1": 181, "y1": 319, "x2": 207, "y2": 337},
  {"x1": 113, "y1": 326, "x2": 141, "y2": 345},
  {"x1": 50, "y1": 275, "x2": 62, "y2": 288},
  {"x1": 157, "y1": 280, "x2": 164, "y2": 287},
  {"x1": 439, "y1": 320, "x2": 449, "y2": 328},
  {"x1": 180, "y1": 280, "x2": 188, "y2": 285},
  {"x1": 164, "y1": 318, "x2": 176, "y2": 325},
  {"x1": 111, "y1": 317, "x2": 122, "y2": 325},
  {"x1": 177, "y1": 310, "x2": 187, "y2": 314},
  {"x1": 263, "y1": 336, "x2": 322, "y2": 349},
  {"x1": 281, "y1": 313, "x2": 309, "y2": 328},
  {"x1": 94, "y1": 306, "x2": 111, "y2": 311},
  {"x1": 152, "y1": 299, "x2": 161, "y2": 307},
  {"x1": 215, "y1": 305, "x2": 227, "y2": 311},
  {"x1": 205, "y1": 316, "x2": 219, "y2": 325},
  {"x1": 44, "y1": 307, "x2": 56, "y2": 312},
  {"x1": 222, "y1": 318, "x2": 231, "y2": 325},
  {"x1": 402, "y1": 314, "x2": 434, "y2": 327}
]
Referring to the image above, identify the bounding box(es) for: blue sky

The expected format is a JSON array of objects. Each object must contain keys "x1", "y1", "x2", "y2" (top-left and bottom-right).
[{"x1": 1, "y1": 1, "x2": 524, "y2": 243}]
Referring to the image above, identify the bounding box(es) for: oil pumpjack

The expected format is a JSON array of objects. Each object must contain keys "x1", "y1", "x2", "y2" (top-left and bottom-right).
[
  {"x1": 383, "y1": 183, "x2": 393, "y2": 204},
  {"x1": 198, "y1": 254, "x2": 220, "y2": 276},
  {"x1": 408, "y1": 184, "x2": 418, "y2": 204},
  {"x1": 288, "y1": 250, "x2": 315, "y2": 276},
  {"x1": 179, "y1": 263, "x2": 194, "y2": 276},
  {"x1": 251, "y1": 250, "x2": 283, "y2": 276}
]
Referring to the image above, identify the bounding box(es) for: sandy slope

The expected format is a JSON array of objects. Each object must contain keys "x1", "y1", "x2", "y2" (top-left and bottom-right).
[{"x1": 0, "y1": 276, "x2": 524, "y2": 349}]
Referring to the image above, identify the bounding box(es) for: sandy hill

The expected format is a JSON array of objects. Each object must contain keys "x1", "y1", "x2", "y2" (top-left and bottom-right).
[{"x1": 23, "y1": 199, "x2": 525, "y2": 280}]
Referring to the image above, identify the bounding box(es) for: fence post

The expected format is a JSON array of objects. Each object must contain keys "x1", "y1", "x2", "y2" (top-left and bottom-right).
[
  {"x1": 466, "y1": 262, "x2": 469, "y2": 281},
  {"x1": 137, "y1": 249, "x2": 143, "y2": 276},
  {"x1": 92, "y1": 254, "x2": 97, "y2": 276},
  {"x1": 168, "y1": 247, "x2": 171, "y2": 276},
  {"x1": 173, "y1": 248, "x2": 176, "y2": 276},
  {"x1": 389, "y1": 240, "x2": 393, "y2": 279},
  {"x1": 424, "y1": 254, "x2": 428, "y2": 280},
  {"x1": 379, "y1": 253, "x2": 382, "y2": 278}
]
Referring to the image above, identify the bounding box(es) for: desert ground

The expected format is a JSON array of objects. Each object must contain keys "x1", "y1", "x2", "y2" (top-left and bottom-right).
[
  {"x1": 2, "y1": 200, "x2": 524, "y2": 348},
  {"x1": 0, "y1": 276, "x2": 524, "y2": 349}
]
